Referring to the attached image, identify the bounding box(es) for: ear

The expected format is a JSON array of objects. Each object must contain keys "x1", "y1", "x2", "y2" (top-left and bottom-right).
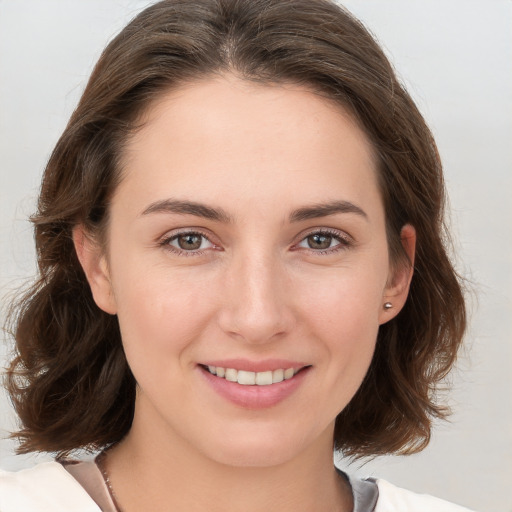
[
  {"x1": 73, "y1": 225, "x2": 117, "y2": 315},
  {"x1": 379, "y1": 224, "x2": 416, "y2": 324}
]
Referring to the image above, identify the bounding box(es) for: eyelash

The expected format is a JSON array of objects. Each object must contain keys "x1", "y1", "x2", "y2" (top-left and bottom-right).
[
  {"x1": 295, "y1": 228, "x2": 353, "y2": 255},
  {"x1": 159, "y1": 228, "x2": 353, "y2": 256},
  {"x1": 159, "y1": 230, "x2": 217, "y2": 257}
]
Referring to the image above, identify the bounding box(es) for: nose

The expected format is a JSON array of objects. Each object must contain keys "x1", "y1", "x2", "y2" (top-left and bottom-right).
[{"x1": 217, "y1": 251, "x2": 296, "y2": 344}]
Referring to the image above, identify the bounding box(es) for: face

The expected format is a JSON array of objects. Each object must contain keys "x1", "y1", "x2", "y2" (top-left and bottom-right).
[{"x1": 77, "y1": 75, "x2": 413, "y2": 468}]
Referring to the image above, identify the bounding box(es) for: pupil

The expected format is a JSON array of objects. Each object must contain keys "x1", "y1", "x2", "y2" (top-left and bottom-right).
[
  {"x1": 308, "y1": 234, "x2": 331, "y2": 250},
  {"x1": 178, "y1": 234, "x2": 202, "y2": 250}
]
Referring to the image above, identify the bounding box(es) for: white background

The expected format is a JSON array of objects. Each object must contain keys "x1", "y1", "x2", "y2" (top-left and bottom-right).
[{"x1": 1, "y1": 1, "x2": 511, "y2": 511}]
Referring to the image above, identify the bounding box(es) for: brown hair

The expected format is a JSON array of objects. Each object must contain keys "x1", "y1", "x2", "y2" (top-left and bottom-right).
[{"x1": 6, "y1": 0, "x2": 466, "y2": 459}]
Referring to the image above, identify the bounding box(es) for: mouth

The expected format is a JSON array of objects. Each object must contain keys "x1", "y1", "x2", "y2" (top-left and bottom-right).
[
  {"x1": 200, "y1": 364, "x2": 307, "y2": 386},
  {"x1": 198, "y1": 362, "x2": 311, "y2": 409}
]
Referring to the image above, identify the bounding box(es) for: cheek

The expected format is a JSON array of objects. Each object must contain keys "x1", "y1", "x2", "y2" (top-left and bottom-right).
[
  {"x1": 297, "y1": 260, "x2": 386, "y2": 335},
  {"x1": 109, "y1": 259, "x2": 218, "y2": 377},
  {"x1": 296, "y1": 265, "x2": 385, "y2": 399},
  {"x1": 316, "y1": 290, "x2": 379, "y2": 378}
]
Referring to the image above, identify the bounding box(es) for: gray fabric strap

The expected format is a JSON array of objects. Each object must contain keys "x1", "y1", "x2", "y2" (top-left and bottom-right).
[{"x1": 336, "y1": 467, "x2": 379, "y2": 512}]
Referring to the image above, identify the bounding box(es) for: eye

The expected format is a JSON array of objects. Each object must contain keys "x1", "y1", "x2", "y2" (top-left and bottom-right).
[
  {"x1": 296, "y1": 230, "x2": 351, "y2": 253},
  {"x1": 301, "y1": 233, "x2": 337, "y2": 250},
  {"x1": 164, "y1": 232, "x2": 215, "y2": 253}
]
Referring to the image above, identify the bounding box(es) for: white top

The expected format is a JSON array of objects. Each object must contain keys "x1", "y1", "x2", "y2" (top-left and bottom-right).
[{"x1": 0, "y1": 461, "x2": 476, "y2": 512}]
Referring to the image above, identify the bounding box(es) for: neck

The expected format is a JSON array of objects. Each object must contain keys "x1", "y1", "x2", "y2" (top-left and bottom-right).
[{"x1": 105, "y1": 414, "x2": 352, "y2": 512}]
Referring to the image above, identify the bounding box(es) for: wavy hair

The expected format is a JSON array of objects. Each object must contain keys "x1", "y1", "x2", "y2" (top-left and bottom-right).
[{"x1": 5, "y1": 0, "x2": 466, "y2": 458}]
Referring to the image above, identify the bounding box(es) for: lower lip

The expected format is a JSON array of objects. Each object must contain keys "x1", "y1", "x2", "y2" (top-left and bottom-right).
[{"x1": 198, "y1": 366, "x2": 311, "y2": 409}]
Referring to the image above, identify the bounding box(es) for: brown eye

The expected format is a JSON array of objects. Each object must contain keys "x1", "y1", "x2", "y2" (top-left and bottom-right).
[
  {"x1": 306, "y1": 233, "x2": 333, "y2": 250},
  {"x1": 166, "y1": 232, "x2": 214, "y2": 253},
  {"x1": 177, "y1": 234, "x2": 203, "y2": 250},
  {"x1": 296, "y1": 230, "x2": 349, "y2": 253}
]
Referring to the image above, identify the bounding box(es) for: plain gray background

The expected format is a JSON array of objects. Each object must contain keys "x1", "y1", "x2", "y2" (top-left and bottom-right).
[{"x1": 1, "y1": 1, "x2": 511, "y2": 511}]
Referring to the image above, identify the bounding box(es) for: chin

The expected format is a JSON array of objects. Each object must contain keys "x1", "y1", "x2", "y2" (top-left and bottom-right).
[
  {"x1": 195, "y1": 422, "x2": 323, "y2": 469},
  {"x1": 206, "y1": 440, "x2": 300, "y2": 468}
]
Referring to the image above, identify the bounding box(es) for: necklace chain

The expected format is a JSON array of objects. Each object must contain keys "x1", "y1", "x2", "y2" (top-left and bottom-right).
[{"x1": 96, "y1": 451, "x2": 124, "y2": 512}]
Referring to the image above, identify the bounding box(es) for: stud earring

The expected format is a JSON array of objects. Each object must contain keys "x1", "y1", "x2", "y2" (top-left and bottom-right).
[{"x1": 383, "y1": 302, "x2": 393, "y2": 310}]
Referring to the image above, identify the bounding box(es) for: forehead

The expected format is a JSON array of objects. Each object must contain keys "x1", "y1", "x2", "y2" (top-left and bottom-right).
[{"x1": 116, "y1": 74, "x2": 381, "y2": 218}]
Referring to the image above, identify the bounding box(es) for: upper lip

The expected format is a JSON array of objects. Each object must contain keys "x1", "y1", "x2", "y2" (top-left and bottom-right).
[{"x1": 199, "y1": 359, "x2": 309, "y2": 373}]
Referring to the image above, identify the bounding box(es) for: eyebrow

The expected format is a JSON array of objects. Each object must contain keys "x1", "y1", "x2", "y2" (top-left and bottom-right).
[
  {"x1": 140, "y1": 198, "x2": 367, "y2": 223},
  {"x1": 141, "y1": 199, "x2": 232, "y2": 223},
  {"x1": 289, "y1": 200, "x2": 368, "y2": 222}
]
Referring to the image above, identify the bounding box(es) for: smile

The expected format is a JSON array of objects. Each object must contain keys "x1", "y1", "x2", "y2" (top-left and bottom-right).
[
  {"x1": 199, "y1": 362, "x2": 311, "y2": 408},
  {"x1": 204, "y1": 366, "x2": 301, "y2": 386}
]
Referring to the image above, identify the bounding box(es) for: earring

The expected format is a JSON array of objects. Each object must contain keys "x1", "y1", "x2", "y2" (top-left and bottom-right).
[{"x1": 383, "y1": 302, "x2": 393, "y2": 310}]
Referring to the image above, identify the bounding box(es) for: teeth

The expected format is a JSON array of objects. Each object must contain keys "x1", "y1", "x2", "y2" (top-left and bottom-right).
[
  {"x1": 225, "y1": 368, "x2": 238, "y2": 382},
  {"x1": 255, "y1": 371, "x2": 273, "y2": 386},
  {"x1": 272, "y1": 369, "x2": 284, "y2": 383},
  {"x1": 284, "y1": 368, "x2": 295, "y2": 380},
  {"x1": 205, "y1": 366, "x2": 301, "y2": 386},
  {"x1": 237, "y1": 370, "x2": 256, "y2": 385}
]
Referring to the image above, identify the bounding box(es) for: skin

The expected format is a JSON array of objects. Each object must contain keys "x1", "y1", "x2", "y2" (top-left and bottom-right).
[{"x1": 75, "y1": 74, "x2": 415, "y2": 512}]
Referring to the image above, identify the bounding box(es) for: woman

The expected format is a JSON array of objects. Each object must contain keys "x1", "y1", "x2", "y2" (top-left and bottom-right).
[{"x1": 1, "y1": 0, "x2": 473, "y2": 510}]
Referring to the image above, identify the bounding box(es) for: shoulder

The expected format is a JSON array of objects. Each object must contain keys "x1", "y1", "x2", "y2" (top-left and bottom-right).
[
  {"x1": 0, "y1": 462, "x2": 101, "y2": 512},
  {"x1": 374, "y1": 478, "x2": 476, "y2": 512}
]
